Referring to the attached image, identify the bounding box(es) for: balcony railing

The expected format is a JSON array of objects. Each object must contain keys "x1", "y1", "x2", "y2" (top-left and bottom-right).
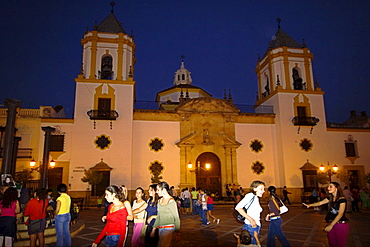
[
  {"x1": 87, "y1": 110, "x2": 119, "y2": 120},
  {"x1": 0, "y1": 148, "x2": 33, "y2": 158},
  {"x1": 292, "y1": 116, "x2": 320, "y2": 126}
]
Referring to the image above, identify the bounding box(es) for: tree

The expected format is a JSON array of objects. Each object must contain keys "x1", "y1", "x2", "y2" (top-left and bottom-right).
[
  {"x1": 14, "y1": 168, "x2": 34, "y2": 186},
  {"x1": 81, "y1": 168, "x2": 103, "y2": 196},
  {"x1": 316, "y1": 173, "x2": 330, "y2": 186},
  {"x1": 365, "y1": 172, "x2": 370, "y2": 184}
]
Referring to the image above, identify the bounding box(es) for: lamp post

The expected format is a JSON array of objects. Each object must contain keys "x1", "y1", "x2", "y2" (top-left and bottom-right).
[
  {"x1": 188, "y1": 161, "x2": 211, "y2": 173},
  {"x1": 319, "y1": 162, "x2": 339, "y2": 183}
]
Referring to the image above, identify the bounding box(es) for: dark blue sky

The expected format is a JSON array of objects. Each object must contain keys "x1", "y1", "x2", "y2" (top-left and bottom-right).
[{"x1": 1, "y1": 1, "x2": 369, "y2": 123}]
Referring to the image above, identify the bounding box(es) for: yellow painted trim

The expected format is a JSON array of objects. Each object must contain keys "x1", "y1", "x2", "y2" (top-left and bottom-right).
[
  {"x1": 293, "y1": 94, "x2": 311, "y2": 117},
  {"x1": 74, "y1": 78, "x2": 135, "y2": 85},
  {"x1": 327, "y1": 128, "x2": 370, "y2": 132},
  {"x1": 94, "y1": 134, "x2": 112, "y2": 150},
  {"x1": 303, "y1": 48, "x2": 313, "y2": 90},
  {"x1": 81, "y1": 34, "x2": 135, "y2": 47},
  {"x1": 148, "y1": 137, "x2": 165, "y2": 153},
  {"x1": 250, "y1": 139, "x2": 264, "y2": 153},
  {"x1": 93, "y1": 84, "x2": 116, "y2": 110},
  {"x1": 283, "y1": 47, "x2": 291, "y2": 90},
  {"x1": 116, "y1": 33, "x2": 124, "y2": 80},
  {"x1": 41, "y1": 118, "x2": 74, "y2": 123},
  {"x1": 255, "y1": 87, "x2": 324, "y2": 107},
  {"x1": 157, "y1": 87, "x2": 211, "y2": 98},
  {"x1": 89, "y1": 31, "x2": 98, "y2": 80}
]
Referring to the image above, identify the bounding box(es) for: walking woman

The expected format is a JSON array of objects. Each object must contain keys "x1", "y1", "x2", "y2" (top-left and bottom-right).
[
  {"x1": 303, "y1": 182, "x2": 348, "y2": 247},
  {"x1": 24, "y1": 188, "x2": 48, "y2": 247},
  {"x1": 132, "y1": 187, "x2": 147, "y2": 247},
  {"x1": 144, "y1": 184, "x2": 159, "y2": 247},
  {"x1": 265, "y1": 186, "x2": 291, "y2": 247},
  {"x1": 93, "y1": 185, "x2": 133, "y2": 247},
  {"x1": 0, "y1": 187, "x2": 20, "y2": 246},
  {"x1": 235, "y1": 180, "x2": 265, "y2": 245},
  {"x1": 206, "y1": 190, "x2": 220, "y2": 225},
  {"x1": 55, "y1": 183, "x2": 71, "y2": 247},
  {"x1": 151, "y1": 182, "x2": 180, "y2": 247}
]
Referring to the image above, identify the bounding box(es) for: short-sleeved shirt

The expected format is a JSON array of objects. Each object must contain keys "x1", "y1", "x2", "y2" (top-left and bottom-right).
[
  {"x1": 327, "y1": 198, "x2": 348, "y2": 222},
  {"x1": 235, "y1": 193, "x2": 262, "y2": 226},
  {"x1": 56, "y1": 193, "x2": 71, "y2": 215}
]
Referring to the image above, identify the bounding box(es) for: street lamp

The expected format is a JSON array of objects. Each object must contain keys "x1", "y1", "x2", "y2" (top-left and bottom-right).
[
  {"x1": 188, "y1": 161, "x2": 211, "y2": 173},
  {"x1": 319, "y1": 162, "x2": 338, "y2": 183}
]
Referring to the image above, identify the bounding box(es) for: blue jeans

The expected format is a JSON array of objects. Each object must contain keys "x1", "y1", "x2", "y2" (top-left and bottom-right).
[
  {"x1": 55, "y1": 213, "x2": 71, "y2": 247},
  {"x1": 267, "y1": 217, "x2": 291, "y2": 247},
  {"x1": 158, "y1": 227, "x2": 175, "y2": 247},
  {"x1": 105, "y1": 234, "x2": 120, "y2": 247},
  {"x1": 192, "y1": 199, "x2": 200, "y2": 215},
  {"x1": 199, "y1": 208, "x2": 208, "y2": 225},
  {"x1": 242, "y1": 223, "x2": 260, "y2": 245}
]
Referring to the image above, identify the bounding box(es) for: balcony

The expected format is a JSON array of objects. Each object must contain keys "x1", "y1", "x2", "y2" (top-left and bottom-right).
[
  {"x1": 292, "y1": 116, "x2": 320, "y2": 126},
  {"x1": 0, "y1": 148, "x2": 33, "y2": 158},
  {"x1": 87, "y1": 110, "x2": 119, "y2": 120}
]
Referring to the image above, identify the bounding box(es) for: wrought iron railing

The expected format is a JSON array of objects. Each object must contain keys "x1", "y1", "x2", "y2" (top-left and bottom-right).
[
  {"x1": 87, "y1": 110, "x2": 119, "y2": 120},
  {"x1": 292, "y1": 116, "x2": 320, "y2": 126},
  {"x1": 0, "y1": 148, "x2": 32, "y2": 158}
]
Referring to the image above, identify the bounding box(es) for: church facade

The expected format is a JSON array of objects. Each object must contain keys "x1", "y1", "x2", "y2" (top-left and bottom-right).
[{"x1": 1, "y1": 11, "x2": 369, "y2": 201}]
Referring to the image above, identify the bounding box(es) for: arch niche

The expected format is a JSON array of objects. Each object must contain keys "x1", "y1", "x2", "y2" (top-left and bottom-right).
[{"x1": 196, "y1": 152, "x2": 222, "y2": 196}]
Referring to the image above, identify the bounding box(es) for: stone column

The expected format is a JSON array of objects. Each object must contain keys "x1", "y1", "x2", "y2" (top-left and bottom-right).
[
  {"x1": 10, "y1": 137, "x2": 22, "y2": 176},
  {"x1": 40, "y1": 126, "x2": 55, "y2": 188},
  {"x1": 1, "y1": 98, "x2": 22, "y2": 175}
]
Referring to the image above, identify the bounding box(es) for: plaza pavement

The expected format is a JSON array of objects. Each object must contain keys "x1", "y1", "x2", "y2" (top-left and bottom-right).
[{"x1": 50, "y1": 204, "x2": 370, "y2": 247}]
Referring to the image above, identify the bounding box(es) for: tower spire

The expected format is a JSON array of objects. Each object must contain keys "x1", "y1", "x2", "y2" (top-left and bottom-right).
[{"x1": 110, "y1": 1, "x2": 115, "y2": 13}]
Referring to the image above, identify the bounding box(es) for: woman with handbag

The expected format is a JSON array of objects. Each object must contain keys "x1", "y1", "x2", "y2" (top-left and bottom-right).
[
  {"x1": 235, "y1": 180, "x2": 265, "y2": 245},
  {"x1": 0, "y1": 187, "x2": 20, "y2": 247},
  {"x1": 24, "y1": 188, "x2": 48, "y2": 247},
  {"x1": 265, "y1": 186, "x2": 291, "y2": 247},
  {"x1": 303, "y1": 182, "x2": 348, "y2": 247},
  {"x1": 131, "y1": 187, "x2": 147, "y2": 247}
]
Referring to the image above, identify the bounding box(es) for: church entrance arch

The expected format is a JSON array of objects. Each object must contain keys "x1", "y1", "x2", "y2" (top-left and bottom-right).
[{"x1": 196, "y1": 152, "x2": 221, "y2": 196}]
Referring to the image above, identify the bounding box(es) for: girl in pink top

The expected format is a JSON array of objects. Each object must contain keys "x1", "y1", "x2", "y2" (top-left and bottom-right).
[{"x1": 0, "y1": 187, "x2": 20, "y2": 246}]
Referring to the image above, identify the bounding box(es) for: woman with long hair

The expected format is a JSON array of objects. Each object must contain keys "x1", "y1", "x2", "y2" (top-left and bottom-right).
[
  {"x1": 151, "y1": 181, "x2": 180, "y2": 247},
  {"x1": 235, "y1": 180, "x2": 265, "y2": 245},
  {"x1": 144, "y1": 184, "x2": 159, "y2": 247},
  {"x1": 0, "y1": 187, "x2": 20, "y2": 246},
  {"x1": 265, "y1": 186, "x2": 291, "y2": 247},
  {"x1": 93, "y1": 185, "x2": 133, "y2": 247},
  {"x1": 24, "y1": 188, "x2": 48, "y2": 247},
  {"x1": 303, "y1": 182, "x2": 349, "y2": 247},
  {"x1": 132, "y1": 187, "x2": 147, "y2": 247}
]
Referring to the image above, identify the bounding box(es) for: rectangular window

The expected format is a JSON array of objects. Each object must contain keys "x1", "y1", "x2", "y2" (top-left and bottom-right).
[
  {"x1": 345, "y1": 143, "x2": 356, "y2": 157},
  {"x1": 297, "y1": 106, "x2": 307, "y2": 117},
  {"x1": 98, "y1": 98, "x2": 111, "y2": 118},
  {"x1": 50, "y1": 135, "x2": 64, "y2": 151},
  {"x1": 302, "y1": 170, "x2": 317, "y2": 192}
]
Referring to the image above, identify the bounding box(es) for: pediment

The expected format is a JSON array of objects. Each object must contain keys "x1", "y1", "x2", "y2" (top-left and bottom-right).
[
  {"x1": 177, "y1": 97, "x2": 240, "y2": 114},
  {"x1": 175, "y1": 132, "x2": 196, "y2": 147}
]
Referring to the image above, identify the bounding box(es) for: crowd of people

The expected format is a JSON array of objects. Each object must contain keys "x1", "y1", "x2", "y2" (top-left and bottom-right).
[{"x1": 2, "y1": 175, "x2": 370, "y2": 247}]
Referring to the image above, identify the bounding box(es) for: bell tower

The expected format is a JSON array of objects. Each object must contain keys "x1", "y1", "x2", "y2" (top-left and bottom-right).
[{"x1": 254, "y1": 19, "x2": 327, "y2": 186}]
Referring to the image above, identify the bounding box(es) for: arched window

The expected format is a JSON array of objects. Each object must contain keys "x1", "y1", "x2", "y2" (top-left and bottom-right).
[
  {"x1": 100, "y1": 55, "x2": 113, "y2": 79},
  {"x1": 292, "y1": 68, "x2": 303, "y2": 90},
  {"x1": 178, "y1": 75, "x2": 180, "y2": 81},
  {"x1": 182, "y1": 74, "x2": 185, "y2": 80}
]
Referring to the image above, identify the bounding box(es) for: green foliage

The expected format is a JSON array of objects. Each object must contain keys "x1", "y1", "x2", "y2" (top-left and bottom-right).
[
  {"x1": 81, "y1": 169, "x2": 103, "y2": 185},
  {"x1": 14, "y1": 169, "x2": 34, "y2": 185},
  {"x1": 316, "y1": 172, "x2": 329, "y2": 185},
  {"x1": 336, "y1": 170, "x2": 350, "y2": 185},
  {"x1": 365, "y1": 172, "x2": 370, "y2": 184}
]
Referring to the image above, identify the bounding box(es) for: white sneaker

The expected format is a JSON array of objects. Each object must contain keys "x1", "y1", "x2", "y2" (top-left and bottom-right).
[
  {"x1": 207, "y1": 221, "x2": 210, "y2": 225},
  {"x1": 216, "y1": 219, "x2": 220, "y2": 225}
]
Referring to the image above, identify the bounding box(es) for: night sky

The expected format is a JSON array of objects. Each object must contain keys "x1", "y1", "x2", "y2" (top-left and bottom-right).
[{"x1": 1, "y1": 1, "x2": 369, "y2": 123}]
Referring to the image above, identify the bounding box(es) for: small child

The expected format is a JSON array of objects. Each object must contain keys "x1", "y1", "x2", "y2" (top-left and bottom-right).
[
  {"x1": 234, "y1": 230, "x2": 261, "y2": 247},
  {"x1": 97, "y1": 197, "x2": 103, "y2": 210},
  {"x1": 70, "y1": 202, "x2": 79, "y2": 226}
]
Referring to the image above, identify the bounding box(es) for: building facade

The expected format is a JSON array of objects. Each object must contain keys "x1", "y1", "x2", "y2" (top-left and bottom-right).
[{"x1": 1, "y1": 11, "x2": 369, "y2": 201}]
